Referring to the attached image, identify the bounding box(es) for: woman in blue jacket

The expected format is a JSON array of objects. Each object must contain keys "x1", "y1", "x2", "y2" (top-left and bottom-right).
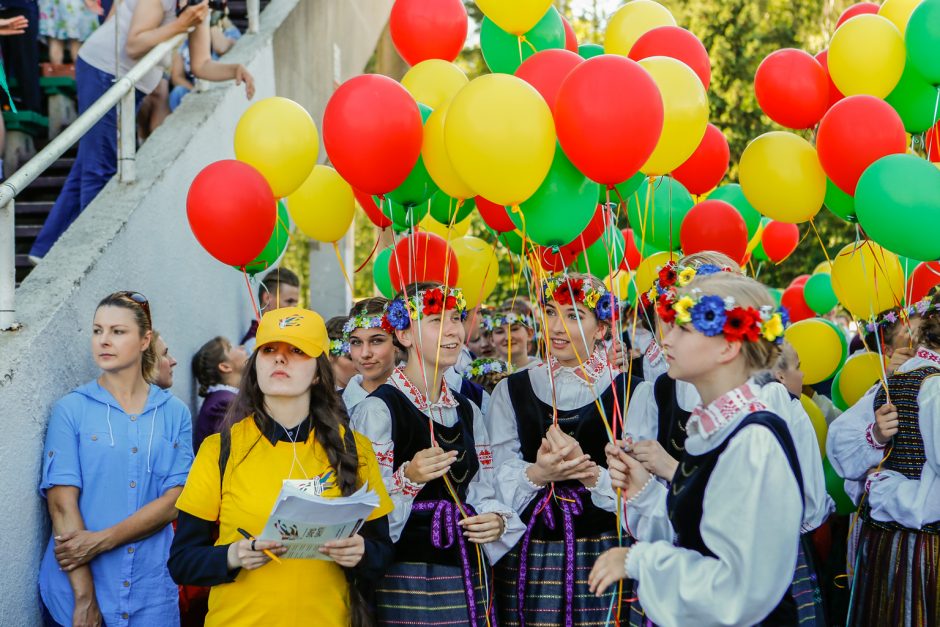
[{"x1": 38, "y1": 291, "x2": 193, "y2": 627}]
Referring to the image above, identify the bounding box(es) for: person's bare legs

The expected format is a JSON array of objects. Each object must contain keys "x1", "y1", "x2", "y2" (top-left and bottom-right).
[
  {"x1": 68, "y1": 39, "x2": 80, "y2": 63},
  {"x1": 48, "y1": 37, "x2": 65, "y2": 65}
]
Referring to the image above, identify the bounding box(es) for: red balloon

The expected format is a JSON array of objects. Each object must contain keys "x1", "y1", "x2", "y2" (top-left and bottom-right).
[
  {"x1": 389, "y1": 0, "x2": 468, "y2": 66},
  {"x1": 789, "y1": 274, "x2": 811, "y2": 288},
  {"x1": 621, "y1": 228, "x2": 642, "y2": 269},
  {"x1": 554, "y1": 55, "x2": 664, "y2": 186},
  {"x1": 389, "y1": 232, "x2": 459, "y2": 291},
  {"x1": 814, "y1": 50, "x2": 844, "y2": 111},
  {"x1": 761, "y1": 221, "x2": 800, "y2": 263},
  {"x1": 908, "y1": 261, "x2": 940, "y2": 302},
  {"x1": 816, "y1": 95, "x2": 907, "y2": 196},
  {"x1": 323, "y1": 75, "x2": 423, "y2": 196},
  {"x1": 679, "y1": 200, "x2": 749, "y2": 265},
  {"x1": 836, "y1": 2, "x2": 880, "y2": 28},
  {"x1": 926, "y1": 120, "x2": 940, "y2": 163},
  {"x1": 754, "y1": 49, "x2": 828, "y2": 130},
  {"x1": 353, "y1": 188, "x2": 392, "y2": 229},
  {"x1": 515, "y1": 49, "x2": 583, "y2": 111},
  {"x1": 187, "y1": 160, "x2": 275, "y2": 266},
  {"x1": 628, "y1": 26, "x2": 711, "y2": 90},
  {"x1": 671, "y1": 124, "x2": 730, "y2": 195},
  {"x1": 538, "y1": 246, "x2": 578, "y2": 272},
  {"x1": 476, "y1": 196, "x2": 517, "y2": 233},
  {"x1": 561, "y1": 15, "x2": 578, "y2": 53},
  {"x1": 781, "y1": 284, "x2": 815, "y2": 323}
]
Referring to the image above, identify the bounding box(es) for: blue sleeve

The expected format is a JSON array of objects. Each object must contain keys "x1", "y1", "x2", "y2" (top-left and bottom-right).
[
  {"x1": 39, "y1": 399, "x2": 82, "y2": 497},
  {"x1": 162, "y1": 401, "x2": 194, "y2": 493}
]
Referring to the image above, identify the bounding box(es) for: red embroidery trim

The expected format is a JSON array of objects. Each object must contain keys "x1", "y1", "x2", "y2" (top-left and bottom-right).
[
  {"x1": 916, "y1": 347, "x2": 940, "y2": 367},
  {"x1": 477, "y1": 448, "x2": 493, "y2": 468}
]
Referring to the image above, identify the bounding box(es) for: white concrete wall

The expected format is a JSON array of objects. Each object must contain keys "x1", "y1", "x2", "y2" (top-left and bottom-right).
[{"x1": 0, "y1": 0, "x2": 392, "y2": 621}]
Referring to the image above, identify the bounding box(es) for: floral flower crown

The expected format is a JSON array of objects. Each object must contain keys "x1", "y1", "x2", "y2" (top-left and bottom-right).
[
  {"x1": 383, "y1": 286, "x2": 468, "y2": 331},
  {"x1": 540, "y1": 276, "x2": 619, "y2": 322},
  {"x1": 328, "y1": 338, "x2": 349, "y2": 356},
  {"x1": 667, "y1": 288, "x2": 789, "y2": 344},
  {"x1": 342, "y1": 309, "x2": 388, "y2": 340},
  {"x1": 641, "y1": 261, "x2": 730, "y2": 313},
  {"x1": 865, "y1": 297, "x2": 940, "y2": 334},
  {"x1": 463, "y1": 358, "x2": 507, "y2": 378},
  {"x1": 482, "y1": 311, "x2": 535, "y2": 332}
]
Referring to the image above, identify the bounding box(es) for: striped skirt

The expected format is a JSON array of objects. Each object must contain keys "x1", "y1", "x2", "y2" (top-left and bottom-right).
[
  {"x1": 848, "y1": 521, "x2": 940, "y2": 627},
  {"x1": 376, "y1": 561, "x2": 494, "y2": 627},
  {"x1": 495, "y1": 531, "x2": 633, "y2": 627}
]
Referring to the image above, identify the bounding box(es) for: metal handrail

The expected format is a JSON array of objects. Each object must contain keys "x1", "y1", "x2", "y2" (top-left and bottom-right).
[{"x1": 0, "y1": 0, "x2": 262, "y2": 331}]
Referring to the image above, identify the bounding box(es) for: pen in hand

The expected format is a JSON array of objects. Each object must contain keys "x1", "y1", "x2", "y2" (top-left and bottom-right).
[{"x1": 236, "y1": 527, "x2": 283, "y2": 564}]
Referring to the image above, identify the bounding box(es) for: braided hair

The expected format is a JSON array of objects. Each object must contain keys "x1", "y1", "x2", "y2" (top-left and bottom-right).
[{"x1": 191, "y1": 336, "x2": 229, "y2": 398}]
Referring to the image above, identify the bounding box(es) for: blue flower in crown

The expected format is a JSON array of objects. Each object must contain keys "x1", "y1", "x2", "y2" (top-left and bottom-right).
[
  {"x1": 779, "y1": 306, "x2": 790, "y2": 328},
  {"x1": 595, "y1": 292, "x2": 618, "y2": 321},
  {"x1": 695, "y1": 264, "x2": 723, "y2": 277},
  {"x1": 690, "y1": 295, "x2": 728, "y2": 336},
  {"x1": 385, "y1": 299, "x2": 411, "y2": 331}
]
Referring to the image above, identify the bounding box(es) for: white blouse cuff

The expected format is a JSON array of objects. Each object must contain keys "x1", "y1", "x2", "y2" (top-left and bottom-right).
[
  {"x1": 624, "y1": 541, "x2": 647, "y2": 579},
  {"x1": 522, "y1": 463, "x2": 547, "y2": 492},
  {"x1": 393, "y1": 462, "x2": 424, "y2": 498}
]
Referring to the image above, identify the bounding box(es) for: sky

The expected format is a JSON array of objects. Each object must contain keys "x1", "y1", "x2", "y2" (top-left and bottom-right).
[{"x1": 569, "y1": 0, "x2": 623, "y2": 19}]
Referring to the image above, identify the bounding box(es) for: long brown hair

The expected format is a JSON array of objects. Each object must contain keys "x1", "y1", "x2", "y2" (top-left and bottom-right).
[
  {"x1": 96, "y1": 292, "x2": 157, "y2": 382},
  {"x1": 192, "y1": 336, "x2": 229, "y2": 398}
]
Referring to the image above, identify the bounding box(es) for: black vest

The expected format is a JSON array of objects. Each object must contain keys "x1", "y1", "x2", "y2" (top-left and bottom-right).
[
  {"x1": 506, "y1": 370, "x2": 640, "y2": 540},
  {"x1": 666, "y1": 411, "x2": 805, "y2": 626},
  {"x1": 652, "y1": 374, "x2": 693, "y2": 462},
  {"x1": 459, "y1": 377, "x2": 486, "y2": 411},
  {"x1": 369, "y1": 384, "x2": 480, "y2": 565}
]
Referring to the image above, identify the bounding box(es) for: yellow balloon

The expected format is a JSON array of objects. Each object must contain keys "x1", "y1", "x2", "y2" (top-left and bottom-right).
[
  {"x1": 419, "y1": 214, "x2": 471, "y2": 239},
  {"x1": 445, "y1": 74, "x2": 556, "y2": 206},
  {"x1": 800, "y1": 394, "x2": 829, "y2": 458},
  {"x1": 286, "y1": 165, "x2": 354, "y2": 243},
  {"x1": 475, "y1": 0, "x2": 553, "y2": 35},
  {"x1": 878, "y1": 0, "x2": 924, "y2": 35},
  {"x1": 605, "y1": 270, "x2": 633, "y2": 299},
  {"x1": 830, "y1": 242, "x2": 905, "y2": 319},
  {"x1": 234, "y1": 97, "x2": 318, "y2": 198},
  {"x1": 605, "y1": 0, "x2": 676, "y2": 56},
  {"x1": 634, "y1": 251, "x2": 679, "y2": 294},
  {"x1": 739, "y1": 131, "x2": 826, "y2": 223},
  {"x1": 786, "y1": 319, "x2": 846, "y2": 385},
  {"x1": 839, "y1": 352, "x2": 887, "y2": 408},
  {"x1": 451, "y1": 236, "x2": 499, "y2": 308},
  {"x1": 638, "y1": 57, "x2": 709, "y2": 176},
  {"x1": 813, "y1": 261, "x2": 832, "y2": 275},
  {"x1": 423, "y1": 100, "x2": 475, "y2": 200},
  {"x1": 402, "y1": 60, "x2": 469, "y2": 111},
  {"x1": 829, "y1": 14, "x2": 905, "y2": 98}
]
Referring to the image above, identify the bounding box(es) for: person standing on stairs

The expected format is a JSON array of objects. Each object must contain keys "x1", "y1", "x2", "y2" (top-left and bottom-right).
[{"x1": 29, "y1": 0, "x2": 254, "y2": 263}]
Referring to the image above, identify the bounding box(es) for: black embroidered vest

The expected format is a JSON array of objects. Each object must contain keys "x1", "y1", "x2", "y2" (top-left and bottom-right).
[{"x1": 653, "y1": 374, "x2": 693, "y2": 461}]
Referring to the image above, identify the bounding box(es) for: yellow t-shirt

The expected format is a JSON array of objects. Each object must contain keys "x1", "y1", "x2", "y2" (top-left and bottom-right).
[{"x1": 175, "y1": 416, "x2": 394, "y2": 627}]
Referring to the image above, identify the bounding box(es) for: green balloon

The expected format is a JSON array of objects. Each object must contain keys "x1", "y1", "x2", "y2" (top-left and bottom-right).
[
  {"x1": 481, "y1": 7, "x2": 565, "y2": 74},
  {"x1": 430, "y1": 195, "x2": 475, "y2": 226},
  {"x1": 885, "y1": 60, "x2": 940, "y2": 133},
  {"x1": 905, "y1": 0, "x2": 940, "y2": 86},
  {"x1": 768, "y1": 287, "x2": 783, "y2": 308},
  {"x1": 804, "y1": 273, "x2": 838, "y2": 315},
  {"x1": 632, "y1": 232, "x2": 662, "y2": 258},
  {"x1": 831, "y1": 369, "x2": 848, "y2": 411},
  {"x1": 497, "y1": 229, "x2": 526, "y2": 256},
  {"x1": 823, "y1": 457, "x2": 856, "y2": 516},
  {"x1": 627, "y1": 176, "x2": 694, "y2": 252},
  {"x1": 599, "y1": 171, "x2": 645, "y2": 204},
  {"x1": 240, "y1": 201, "x2": 290, "y2": 276},
  {"x1": 373, "y1": 248, "x2": 396, "y2": 299},
  {"x1": 708, "y1": 183, "x2": 762, "y2": 238},
  {"x1": 898, "y1": 254, "x2": 919, "y2": 280},
  {"x1": 512, "y1": 143, "x2": 600, "y2": 247},
  {"x1": 751, "y1": 217, "x2": 771, "y2": 262},
  {"x1": 386, "y1": 103, "x2": 439, "y2": 207},
  {"x1": 855, "y1": 154, "x2": 940, "y2": 261},
  {"x1": 575, "y1": 224, "x2": 625, "y2": 279},
  {"x1": 578, "y1": 43, "x2": 604, "y2": 60},
  {"x1": 379, "y1": 195, "x2": 431, "y2": 231},
  {"x1": 824, "y1": 177, "x2": 856, "y2": 222}
]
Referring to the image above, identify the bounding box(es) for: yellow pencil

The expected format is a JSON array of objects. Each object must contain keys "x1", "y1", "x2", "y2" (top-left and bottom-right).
[{"x1": 236, "y1": 527, "x2": 283, "y2": 564}]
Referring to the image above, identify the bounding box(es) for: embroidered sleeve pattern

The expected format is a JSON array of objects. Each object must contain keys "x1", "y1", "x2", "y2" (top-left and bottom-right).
[
  {"x1": 392, "y1": 462, "x2": 423, "y2": 498},
  {"x1": 865, "y1": 423, "x2": 887, "y2": 450}
]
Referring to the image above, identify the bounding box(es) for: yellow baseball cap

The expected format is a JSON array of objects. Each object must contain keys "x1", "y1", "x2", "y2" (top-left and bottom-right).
[{"x1": 255, "y1": 307, "x2": 329, "y2": 357}]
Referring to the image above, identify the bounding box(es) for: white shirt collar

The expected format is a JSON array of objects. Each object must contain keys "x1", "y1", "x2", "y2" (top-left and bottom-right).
[
  {"x1": 206, "y1": 384, "x2": 239, "y2": 395},
  {"x1": 899, "y1": 346, "x2": 940, "y2": 372},
  {"x1": 687, "y1": 382, "x2": 768, "y2": 440},
  {"x1": 389, "y1": 367, "x2": 458, "y2": 411},
  {"x1": 547, "y1": 347, "x2": 610, "y2": 387},
  {"x1": 342, "y1": 375, "x2": 368, "y2": 412}
]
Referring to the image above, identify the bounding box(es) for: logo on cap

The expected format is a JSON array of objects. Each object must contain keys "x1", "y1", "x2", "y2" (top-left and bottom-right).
[{"x1": 278, "y1": 315, "x2": 303, "y2": 329}]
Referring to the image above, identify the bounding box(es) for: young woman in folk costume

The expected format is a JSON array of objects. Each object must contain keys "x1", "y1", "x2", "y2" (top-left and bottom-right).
[
  {"x1": 351, "y1": 282, "x2": 523, "y2": 627},
  {"x1": 591, "y1": 272, "x2": 807, "y2": 627},
  {"x1": 485, "y1": 272, "x2": 641, "y2": 627},
  {"x1": 624, "y1": 254, "x2": 831, "y2": 625},
  {"x1": 828, "y1": 294, "x2": 940, "y2": 626},
  {"x1": 341, "y1": 297, "x2": 397, "y2": 415},
  {"x1": 485, "y1": 300, "x2": 542, "y2": 373}
]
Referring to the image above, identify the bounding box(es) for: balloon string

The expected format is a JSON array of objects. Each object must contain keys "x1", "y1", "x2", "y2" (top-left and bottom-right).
[
  {"x1": 355, "y1": 230, "x2": 382, "y2": 274},
  {"x1": 332, "y1": 241, "x2": 356, "y2": 295},
  {"x1": 243, "y1": 267, "x2": 262, "y2": 321},
  {"x1": 520, "y1": 34, "x2": 538, "y2": 54},
  {"x1": 928, "y1": 88, "x2": 940, "y2": 162}
]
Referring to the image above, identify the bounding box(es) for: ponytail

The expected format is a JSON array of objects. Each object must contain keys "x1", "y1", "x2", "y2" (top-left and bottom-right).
[{"x1": 192, "y1": 337, "x2": 229, "y2": 397}]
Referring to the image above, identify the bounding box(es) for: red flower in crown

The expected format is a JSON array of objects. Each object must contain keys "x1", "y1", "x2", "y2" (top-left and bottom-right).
[
  {"x1": 723, "y1": 307, "x2": 761, "y2": 342},
  {"x1": 658, "y1": 263, "x2": 678, "y2": 288},
  {"x1": 423, "y1": 288, "x2": 444, "y2": 315},
  {"x1": 640, "y1": 290, "x2": 653, "y2": 310},
  {"x1": 444, "y1": 295, "x2": 457, "y2": 311},
  {"x1": 656, "y1": 293, "x2": 677, "y2": 324},
  {"x1": 381, "y1": 316, "x2": 396, "y2": 335}
]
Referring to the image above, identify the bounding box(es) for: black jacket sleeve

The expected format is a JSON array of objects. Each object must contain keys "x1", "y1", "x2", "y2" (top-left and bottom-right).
[
  {"x1": 346, "y1": 515, "x2": 393, "y2": 582},
  {"x1": 167, "y1": 511, "x2": 240, "y2": 586}
]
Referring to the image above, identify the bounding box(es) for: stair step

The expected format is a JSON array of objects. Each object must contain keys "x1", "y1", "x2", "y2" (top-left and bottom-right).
[
  {"x1": 22, "y1": 176, "x2": 67, "y2": 191},
  {"x1": 15, "y1": 224, "x2": 42, "y2": 238},
  {"x1": 14, "y1": 201, "x2": 53, "y2": 217}
]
